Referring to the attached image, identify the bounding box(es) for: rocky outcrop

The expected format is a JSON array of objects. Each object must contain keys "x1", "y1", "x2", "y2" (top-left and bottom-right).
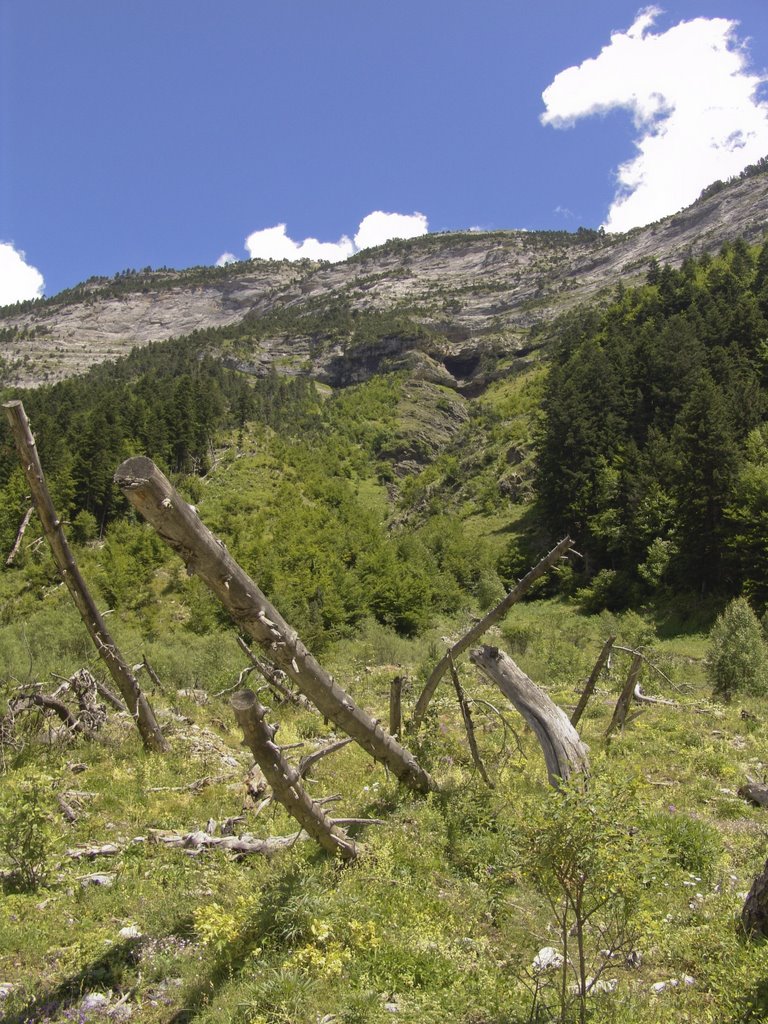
[{"x1": 2, "y1": 171, "x2": 768, "y2": 389}]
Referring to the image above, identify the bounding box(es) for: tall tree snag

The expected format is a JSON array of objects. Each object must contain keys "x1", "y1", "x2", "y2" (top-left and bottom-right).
[
  {"x1": 230, "y1": 690, "x2": 357, "y2": 861},
  {"x1": 411, "y1": 536, "x2": 573, "y2": 730},
  {"x1": 469, "y1": 645, "x2": 589, "y2": 787},
  {"x1": 114, "y1": 456, "x2": 436, "y2": 793},
  {"x1": 2, "y1": 401, "x2": 168, "y2": 753}
]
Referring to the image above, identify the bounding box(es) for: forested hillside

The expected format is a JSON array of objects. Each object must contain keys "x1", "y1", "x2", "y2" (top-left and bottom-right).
[{"x1": 2, "y1": 235, "x2": 768, "y2": 1023}]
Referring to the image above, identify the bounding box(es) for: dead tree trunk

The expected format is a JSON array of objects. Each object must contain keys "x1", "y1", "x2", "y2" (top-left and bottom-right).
[
  {"x1": 469, "y1": 645, "x2": 589, "y2": 787},
  {"x1": 230, "y1": 690, "x2": 357, "y2": 861},
  {"x1": 743, "y1": 858, "x2": 768, "y2": 938},
  {"x1": 3, "y1": 402, "x2": 168, "y2": 753},
  {"x1": 449, "y1": 653, "x2": 493, "y2": 787},
  {"x1": 606, "y1": 651, "x2": 644, "y2": 738},
  {"x1": 389, "y1": 676, "x2": 403, "y2": 739},
  {"x1": 5, "y1": 505, "x2": 33, "y2": 566},
  {"x1": 571, "y1": 635, "x2": 615, "y2": 728},
  {"x1": 411, "y1": 536, "x2": 573, "y2": 730},
  {"x1": 115, "y1": 456, "x2": 435, "y2": 794}
]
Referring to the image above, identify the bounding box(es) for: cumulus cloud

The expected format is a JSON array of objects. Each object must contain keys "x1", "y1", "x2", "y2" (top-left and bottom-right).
[
  {"x1": 216, "y1": 251, "x2": 238, "y2": 267},
  {"x1": 243, "y1": 211, "x2": 428, "y2": 263},
  {"x1": 0, "y1": 242, "x2": 45, "y2": 307},
  {"x1": 541, "y1": 7, "x2": 768, "y2": 232}
]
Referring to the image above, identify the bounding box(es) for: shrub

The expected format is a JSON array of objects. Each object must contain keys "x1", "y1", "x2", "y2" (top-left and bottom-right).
[
  {"x1": 0, "y1": 772, "x2": 53, "y2": 890},
  {"x1": 705, "y1": 597, "x2": 768, "y2": 700}
]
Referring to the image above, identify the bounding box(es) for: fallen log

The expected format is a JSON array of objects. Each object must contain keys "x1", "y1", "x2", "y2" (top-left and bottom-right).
[
  {"x1": 412, "y1": 537, "x2": 573, "y2": 730},
  {"x1": 9, "y1": 693, "x2": 84, "y2": 735},
  {"x1": 469, "y1": 645, "x2": 589, "y2": 787},
  {"x1": 115, "y1": 456, "x2": 434, "y2": 793}
]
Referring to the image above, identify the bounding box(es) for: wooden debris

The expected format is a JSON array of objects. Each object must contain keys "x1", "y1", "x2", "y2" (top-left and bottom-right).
[
  {"x1": 231, "y1": 689, "x2": 357, "y2": 860},
  {"x1": 3, "y1": 401, "x2": 167, "y2": 753},
  {"x1": 571, "y1": 635, "x2": 615, "y2": 727},
  {"x1": 115, "y1": 456, "x2": 434, "y2": 793},
  {"x1": 738, "y1": 782, "x2": 768, "y2": 808},
  {"x1": 449, "y1": 652, "x2": 493, "y2": 788},
  {"x1": 470, "y1": 645, "x2": 589, "y2": 787},
  {"x1": 412, "y1": 536, "x2": 573, "y2": 730}
]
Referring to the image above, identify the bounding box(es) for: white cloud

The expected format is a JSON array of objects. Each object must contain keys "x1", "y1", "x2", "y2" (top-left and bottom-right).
[
  {"x1": 216, "y1": 251, "x2": 238, "y2": 267},
  {"x1": 243, "y1": 211, "x2": 428, "y2": 264},
  {"x1": 542, "y1": 8, "x2": 768, "y2": 232},
  {"x1": 353, "y1": 211, "x2": 428, "y2": 251},
  {"x1": 0, "y1": 242, "x2": 45, "y2": 307}
]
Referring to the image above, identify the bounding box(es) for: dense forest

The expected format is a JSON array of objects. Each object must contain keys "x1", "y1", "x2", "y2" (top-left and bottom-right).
[{"x1": 539, "y1": 238, "x2": 768, "y2": 607}]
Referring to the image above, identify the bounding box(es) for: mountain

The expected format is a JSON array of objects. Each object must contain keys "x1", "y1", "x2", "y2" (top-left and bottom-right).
[{"x1": 3, "y1": 166, "x2": 768, "y2": 390}]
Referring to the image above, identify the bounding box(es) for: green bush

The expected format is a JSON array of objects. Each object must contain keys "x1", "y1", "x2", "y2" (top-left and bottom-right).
[
  {"x1": 0, "y1": 772, "x2": 54, "y2": 890},
  {"x1": 705, "y1": 596, "x2": 768, "y2": 700}
]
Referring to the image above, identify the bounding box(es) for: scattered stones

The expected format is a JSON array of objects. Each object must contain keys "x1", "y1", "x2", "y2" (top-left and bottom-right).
[
  {"x1": 0, "y1": 982, "x2": 15, "y2": 999},
  {"x1": 118, "y1": 925, "x2": 142, "y2": 940}
]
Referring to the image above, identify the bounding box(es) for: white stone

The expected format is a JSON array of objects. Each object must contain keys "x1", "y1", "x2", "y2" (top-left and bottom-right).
[
  {"x1": 651, "y1": 981, "x2": 667, "y2": 994},
  {"x1": 81, "y1": 992, "x2": 110, "y2": 1010},
  {"x1": 118, "y1": 926, "x2": 142, "y2": 939},
  {"x1": 533, "y1": 946, "x2": 564, "y2": 972}
]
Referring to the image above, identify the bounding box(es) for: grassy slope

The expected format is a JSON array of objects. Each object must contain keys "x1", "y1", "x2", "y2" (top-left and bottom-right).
[{"x1": 1, "y1": 369, "x2": 767, "y2": 1024}]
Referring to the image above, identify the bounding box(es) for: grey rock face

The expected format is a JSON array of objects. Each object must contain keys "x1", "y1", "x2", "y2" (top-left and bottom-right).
[{"x1": 3, "y1": 172, "x2": 768, "y2": 389}]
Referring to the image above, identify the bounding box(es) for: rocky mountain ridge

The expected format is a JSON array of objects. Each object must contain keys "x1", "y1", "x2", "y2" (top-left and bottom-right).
[{"x1": 3, "y1": 169, "x2": 768, "y2": 389}]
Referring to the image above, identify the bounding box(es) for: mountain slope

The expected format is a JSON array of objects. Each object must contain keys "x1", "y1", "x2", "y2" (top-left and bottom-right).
[{"x1": 3, "y1": 167, "x2": 768, "y2": 388}]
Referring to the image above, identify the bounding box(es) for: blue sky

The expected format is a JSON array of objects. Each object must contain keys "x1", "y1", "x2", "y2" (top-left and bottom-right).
[{"x1": 2, "y1": 2, "x2": 768, "y2": 303}]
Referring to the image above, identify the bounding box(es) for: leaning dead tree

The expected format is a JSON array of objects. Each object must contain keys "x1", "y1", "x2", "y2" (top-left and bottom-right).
[
  {"x1": 115, "y1": 456, "x2": 435, "y2": 794},
  {"x1": 411, "y1": 536, "x2": 574, "y2": 730},
  {"x1": 571, "y1": 635, "x2": 616, "y2": 727},
  {"x1": 231, "y1": 689, "x2": 358, "y2": 861},
  {"x1": 3, "y1": 402, "x2": 168, "y2": 753},
  {"x1": 470, "y1": 645, "x2": 589, "y2": 787}
]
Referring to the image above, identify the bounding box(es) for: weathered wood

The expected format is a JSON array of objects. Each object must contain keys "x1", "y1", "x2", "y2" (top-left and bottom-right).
[
  {"x1": 115, "y1": 456, "x2": 435, "y2": 793},
  {"x1": 3, "y1": 402, "x2": 167, "y2": 753},
  {"x1": 606, "y1": 651, "x2": 644, "y2": 738},
  {"x1": 389, "y1": 676, "x2": 403, "y2": 738},
  {"x1": 449, "y1": 652, "x2": 493, "y2": 788},
  {"x1": 743, "y1": 857, "x2": 768, "y2": 938},
  {"x1": 469, "y1": 645, "x2": 589, "y2": 787},
  {"x1": 412, "y1": 536, "x2": 574, "y2": 730},
  {"x1": 5, "y1": 505, "x2": 33, "y2": 566},
  {"x1": 236, "y1": 636, "x2": 312, "y2": 709},
  {"x1": 298, "y1": 737, "x2": 353, "y2": 778},
  {"x1": 9, "y1": 693, "x2": 84, "y2": 734},
  {"x1": 230, "y1": 689, "x2": 357, "y2": 860},
  {"x1": 738, "y1": 782, "x2": 768, "y2": 808},
  {"x1": 571, "y1": 635, "x2": 615, "y2": 727}
]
